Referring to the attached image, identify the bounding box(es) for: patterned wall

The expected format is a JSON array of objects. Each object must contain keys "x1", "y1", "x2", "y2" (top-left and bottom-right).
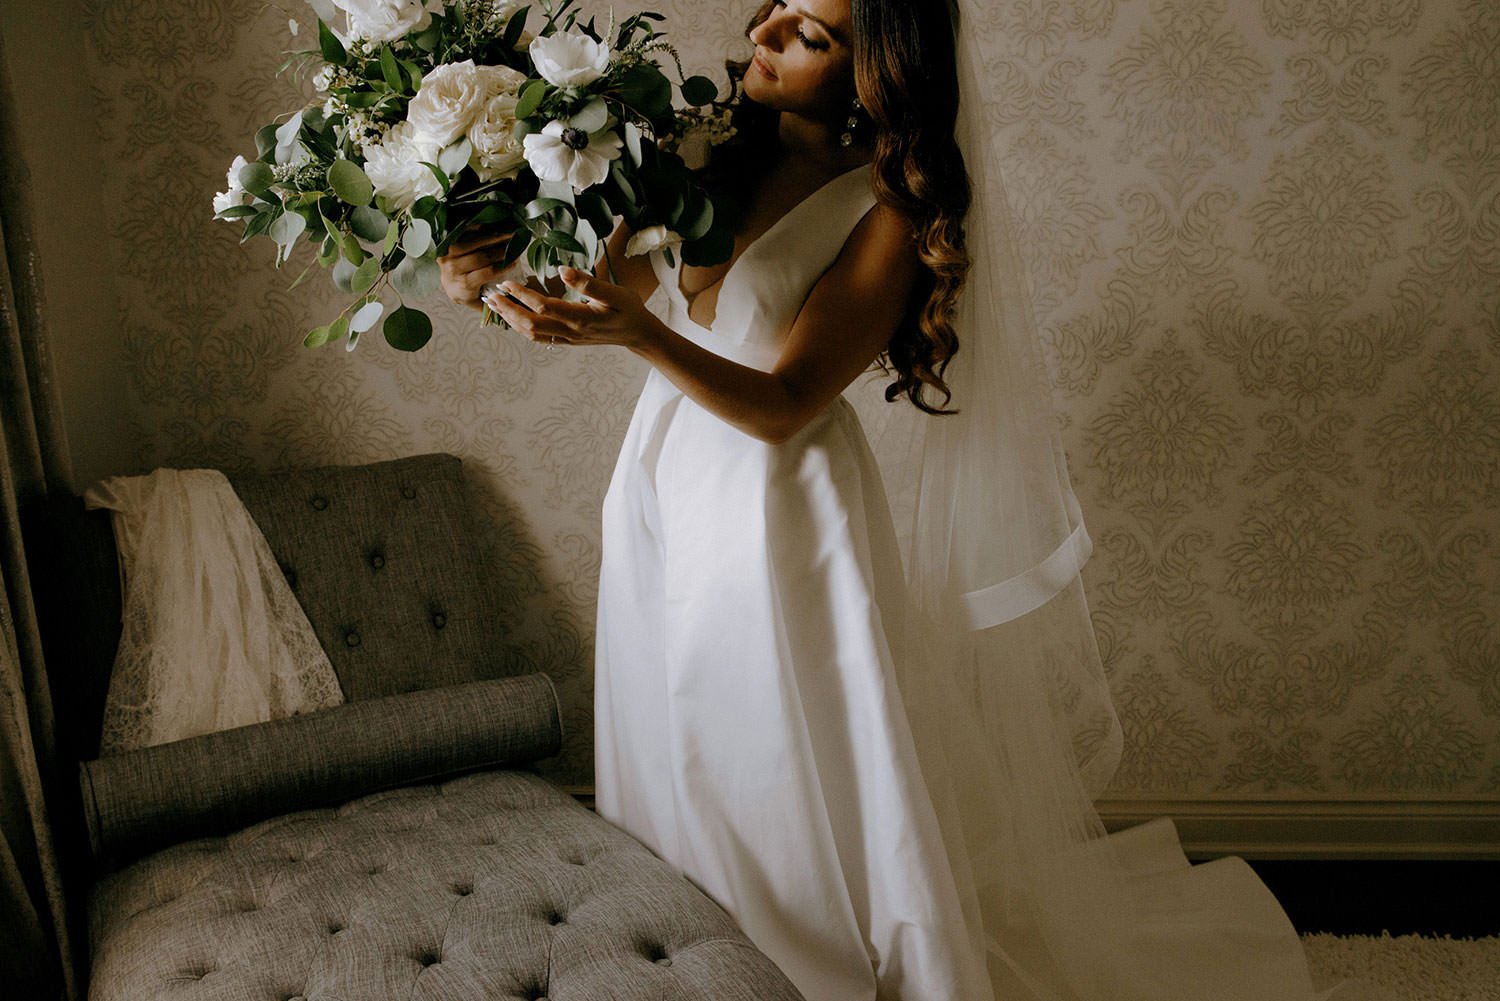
[{"x1": 51, "y1": 0, "x2": 1500, "y2": 797}]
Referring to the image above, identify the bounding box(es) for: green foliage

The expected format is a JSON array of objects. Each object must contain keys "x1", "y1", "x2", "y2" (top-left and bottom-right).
[
  {"x1": 222, "y1": 0, "x2": 736, "y2": 355},
  {"x1": 383, "y1": 306, "x2": 433, "y2": 351}
]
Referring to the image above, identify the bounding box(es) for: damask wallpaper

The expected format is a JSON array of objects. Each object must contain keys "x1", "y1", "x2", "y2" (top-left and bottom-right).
[{"x1": 9, "y1": 0, "x2": 1498, "y2": 809}]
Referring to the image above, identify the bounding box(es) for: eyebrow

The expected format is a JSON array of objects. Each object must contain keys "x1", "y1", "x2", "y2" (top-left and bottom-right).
[{"x1": 791, "y1": 4, "x2": 849, "y2": 44}]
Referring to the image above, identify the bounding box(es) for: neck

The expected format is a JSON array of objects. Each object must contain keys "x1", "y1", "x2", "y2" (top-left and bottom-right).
[{"x1": 776, "y1": 112, "x2": 870, "y2": 174}]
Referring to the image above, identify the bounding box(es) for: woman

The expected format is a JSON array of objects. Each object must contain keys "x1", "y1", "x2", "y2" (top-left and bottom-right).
[{"x1": 442, "y1": 2, "x2": 1329, "y2": 999}]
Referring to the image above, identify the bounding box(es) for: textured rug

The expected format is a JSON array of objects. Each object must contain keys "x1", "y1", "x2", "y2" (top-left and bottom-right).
[{"x1": 1303, "y1": 933, "x2": 1500, "y2": 1001}]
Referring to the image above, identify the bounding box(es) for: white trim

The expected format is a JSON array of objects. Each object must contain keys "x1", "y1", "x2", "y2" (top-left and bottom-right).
[{"x1": 1097, "y1": 798, "x2": 1500, "y2": 860}]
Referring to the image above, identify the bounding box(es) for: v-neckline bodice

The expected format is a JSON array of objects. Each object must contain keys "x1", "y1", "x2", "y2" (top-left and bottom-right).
[{"x1": 674, "y1": 163, "x2": 871, "y2": 333}]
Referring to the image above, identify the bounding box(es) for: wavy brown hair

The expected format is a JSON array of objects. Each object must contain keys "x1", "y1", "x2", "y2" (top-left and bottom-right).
[{"x1": 703, "y1": 0, "x2": 970, "y2": 414}]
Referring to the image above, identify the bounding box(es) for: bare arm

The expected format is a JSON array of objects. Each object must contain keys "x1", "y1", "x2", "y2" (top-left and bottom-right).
[{"x1": 487, "y1": 204, "x2": 920, "y2": 444}]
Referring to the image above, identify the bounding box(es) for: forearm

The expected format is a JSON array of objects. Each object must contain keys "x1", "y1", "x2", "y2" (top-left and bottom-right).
[{"x1": 632, "y1": 325, "x2": 817, "y2": 445}]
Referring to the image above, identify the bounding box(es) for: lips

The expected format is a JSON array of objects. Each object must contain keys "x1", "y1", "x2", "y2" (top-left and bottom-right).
[{"x1": 751, "y1": 51, "x2": 778, "y2": 81}]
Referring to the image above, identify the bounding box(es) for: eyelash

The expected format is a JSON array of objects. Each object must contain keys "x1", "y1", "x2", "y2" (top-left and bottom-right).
[
  {"x1": 796, "y1": 26, "x2": 829, "y2": 51},
  {"x1": 772, "y1": 1, "x2": 830, "y2": 51}
]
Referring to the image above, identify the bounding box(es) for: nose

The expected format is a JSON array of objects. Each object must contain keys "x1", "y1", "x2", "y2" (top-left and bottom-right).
[{"x1": 749, "y1": 10, "x2": 785, "y2": 50}]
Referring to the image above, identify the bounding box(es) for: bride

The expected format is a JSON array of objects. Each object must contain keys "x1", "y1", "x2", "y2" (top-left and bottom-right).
[{"x1": 441, "y1": 1, "x2": 1334, "y2": 998}]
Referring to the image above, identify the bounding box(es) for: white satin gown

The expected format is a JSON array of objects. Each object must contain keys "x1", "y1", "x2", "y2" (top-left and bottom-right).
[{"x1": 592, "y1": 166, "x2": 1335, "y2": 1001}]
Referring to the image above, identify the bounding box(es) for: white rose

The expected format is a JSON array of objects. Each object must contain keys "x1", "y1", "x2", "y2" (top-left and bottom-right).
[
  {"x1": 364, "y1": 121, "x2": 443, "y2": 210},
  {"x1": 522, "y1": 119, "x2": 623, "y2": 190},
  {"x1": 407, "y1": 60, "x2": 489, "y2": 148},
  {"x1": 624, "y1": 224, "x2": 685, "y2": 258},
  {"x1": 332, "y1": 0, "x2": 431, "y2": 44},
  {"x1": 468, "y1": 92, "x2": 527, "y2": 181},
  {"x1": 213, "y1": 155, "x2": 252, "y2": 216},
  {"x1": 529, "y1": 31, "x2": 611, "y2": 89}
]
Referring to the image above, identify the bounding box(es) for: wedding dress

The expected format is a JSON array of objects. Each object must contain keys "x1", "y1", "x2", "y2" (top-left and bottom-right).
[{"x1": 593, "y1": 164, "x2": 1339, "y2": 1001}]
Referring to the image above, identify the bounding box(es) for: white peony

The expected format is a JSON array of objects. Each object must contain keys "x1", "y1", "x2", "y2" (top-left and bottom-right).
[
  {"x1": 624, "y1": 224, "x2": 685, "y2": 257},
  {"x1": 407, "y1": 60, "x2": 487, "y2": 148},
  {"x1": 213, "y1": 155, "x2": 252, "y2": 215},
  {"x1": 331, "y1": 0, "x2": 431, "y2": 44},
  {"x1": 529, "y1": 31, "x2": 611, "y2": 89},
  {"x1": 408, "y1": 61, "x2": 528, "y2": 150},
  {"x1": 363, "y1": 122, "x2": 443, "y2": 210},
  {"x1": 522, "y1": 120, "x2": 623, "y2": 190},
  {"x1": 468, "y1": 92, "x2": 527, "y2": 181}
]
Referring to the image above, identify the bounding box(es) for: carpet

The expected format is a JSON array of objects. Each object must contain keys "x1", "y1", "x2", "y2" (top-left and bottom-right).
[{"x1": 1303, "y1": 933, "x2": 1500, "y2": 1001}]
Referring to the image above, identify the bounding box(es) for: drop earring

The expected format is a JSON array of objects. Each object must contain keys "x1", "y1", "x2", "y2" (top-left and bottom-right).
[{"x1": 839, "y1": 96, "x2": 863, "y2": 148}]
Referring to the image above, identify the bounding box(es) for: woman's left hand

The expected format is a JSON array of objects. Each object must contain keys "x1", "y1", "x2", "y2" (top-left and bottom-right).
[{"x1": 482, "y1": 267, "x2": 663, "y2": 352}]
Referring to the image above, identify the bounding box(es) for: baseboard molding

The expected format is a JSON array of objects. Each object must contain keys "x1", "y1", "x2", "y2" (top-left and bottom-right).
[{"x1": 1097, "y1": 798, "x2": 1500, "y2": 860}]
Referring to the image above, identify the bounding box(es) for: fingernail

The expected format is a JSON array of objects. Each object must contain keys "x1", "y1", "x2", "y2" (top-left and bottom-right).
[{"x1": 560, "y1": 267, "x2": 578, "y2": 280}]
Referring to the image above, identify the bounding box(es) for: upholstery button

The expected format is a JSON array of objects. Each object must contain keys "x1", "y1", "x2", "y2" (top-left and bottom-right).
[
  {"x1": 655, "y1": 957, "x2": 673, "y2": 967},
  {"x1": 401, "y1": 486, "x2": 417, "y2": 499},
  {"x1": 548, "y1": 912, "x2": 565, "y2": 926},
  {"x1": 417, "y1": 950, "x2": 441, "y2": 967},
  {"x1": 310, "y1": 495, "x2": 328, "y2": 511},
  {"x1": 370, "y1": 553, "x2": 385, "y2": 569},
  {"x1": 452, "y1": 883, "x2": 473, "y2": 897},
  {"x1": 328, "y1": 922, "x2": 343, "y2": 934},
  {"x1": 345, "y1": 631, "x2": 361, "y2": 648},
  {"x1": 431, "y1": 612, "x2": 447, "y2": 629}
]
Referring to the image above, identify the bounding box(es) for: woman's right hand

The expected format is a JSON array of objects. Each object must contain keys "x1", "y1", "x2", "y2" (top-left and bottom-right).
[{"x1": 437, "y1": 230, "x2": 519, "y2": 312}]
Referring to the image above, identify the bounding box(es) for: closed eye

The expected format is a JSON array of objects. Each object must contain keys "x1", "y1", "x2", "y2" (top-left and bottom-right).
[{"x1": 796, "y1": 26, "x2": 830, "y2": 51}]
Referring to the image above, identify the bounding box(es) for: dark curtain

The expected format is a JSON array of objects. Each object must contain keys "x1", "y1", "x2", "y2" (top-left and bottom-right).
[{"x1": 0, "y1": 23, "x2": 81, "y2": 1001}]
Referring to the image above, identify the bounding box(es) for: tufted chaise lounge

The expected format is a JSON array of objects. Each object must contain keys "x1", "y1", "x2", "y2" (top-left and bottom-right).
[{"x1": 27, "y1": 454, "x2": 804, "y2": 1001}]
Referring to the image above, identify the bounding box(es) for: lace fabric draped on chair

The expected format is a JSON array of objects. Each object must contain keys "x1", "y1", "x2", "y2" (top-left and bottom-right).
[{"x1": 84, "y1": 468, "x2": 343, "y2": 755}]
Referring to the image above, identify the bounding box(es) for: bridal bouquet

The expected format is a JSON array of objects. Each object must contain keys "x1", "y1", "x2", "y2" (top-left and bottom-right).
[{"x1": 213, "y1": 0, "x2": 734, "y2": 351}]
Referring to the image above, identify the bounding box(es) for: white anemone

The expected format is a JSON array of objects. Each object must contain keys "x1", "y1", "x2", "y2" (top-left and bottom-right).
[
  {"x1": 522, "y1": 120, "x2": 623, "y2": 190},
  {"x1": 529, "y1": 31, "x2": 611, "y2": 89}
]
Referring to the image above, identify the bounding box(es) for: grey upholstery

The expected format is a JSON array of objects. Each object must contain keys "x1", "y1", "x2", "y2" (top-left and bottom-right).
[
  {"x1": 228, "y1": 454, "x2": 524, "y2": 701},
  {"x1": 88, "y1": 771, "x2": 801, "y2": 1001},
  {"x1": 80, "y1": 675, "x2": 562, "y2": 870},
  {"x1": 65, "y1": 455, "x2": 805, "y2": 1001}
]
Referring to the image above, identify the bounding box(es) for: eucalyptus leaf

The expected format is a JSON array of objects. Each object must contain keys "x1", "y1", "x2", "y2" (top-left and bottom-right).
[
  {"x1": 350, "y1": 298, "x2": 385, "y2": 334},
  {"x1": 679, "y1": 196, "x2": 714, "y2": 242},
  {"x1": 328, "y1": 159, "x2": 374, "y2": 206},
  {"x1": 538, "y1": 179, "x2": 575, "y2": 203},
  {"x1": 342, "y1": 232, "x2": 366, "y2": 264},
  {"x1": 436, "y1": 138, "x2": 472, "y2": 178},
  {"x1": 402, "y1": 216, "x2": 434, "y2": 258},
  {"x1": 274, "y1": 111, "x2": 304, "y2": 165},
  {"x1": 304, "y1": 322, "x2": 337, "y2": 348},
  {"x1": 215, "y1": 204, "x2": 259, "y2": 220},
  {"x1": 268, "y1": 210, "x2": 308, "y2": 248},
  {"x1": 383, "y1": 306, "x2": 433, "y2": 351},
  {"x1": 569, "y1": 96, "x2": 608, "y2": 134},
  {"x1": 350, "y1": 255, "x2": 383, "y2": 295},
  {"x1": 681, "y1": 75, "x2": 718, "y2": 106},
  {"x1": 254, "y1": 124, "x2": 279, "y2": 160},
  {"x1": 239, "y1": 161, "x2": 275, "y2": 197},
  {"x1": 350, "y1": 205, "x2": 390, "y2": 242},
  {"x1": 346, "y1": 325, "x2": 363, "y2": 351},
  {"x1": 331, "y1": 255, "x2": 357, "y2": 292},
  {"x1": 391, "y1": 254, "x2": 441, "y2": 297},
  {"x1": 623, "y1": 122, "x2": 643, "y2": 167}
]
